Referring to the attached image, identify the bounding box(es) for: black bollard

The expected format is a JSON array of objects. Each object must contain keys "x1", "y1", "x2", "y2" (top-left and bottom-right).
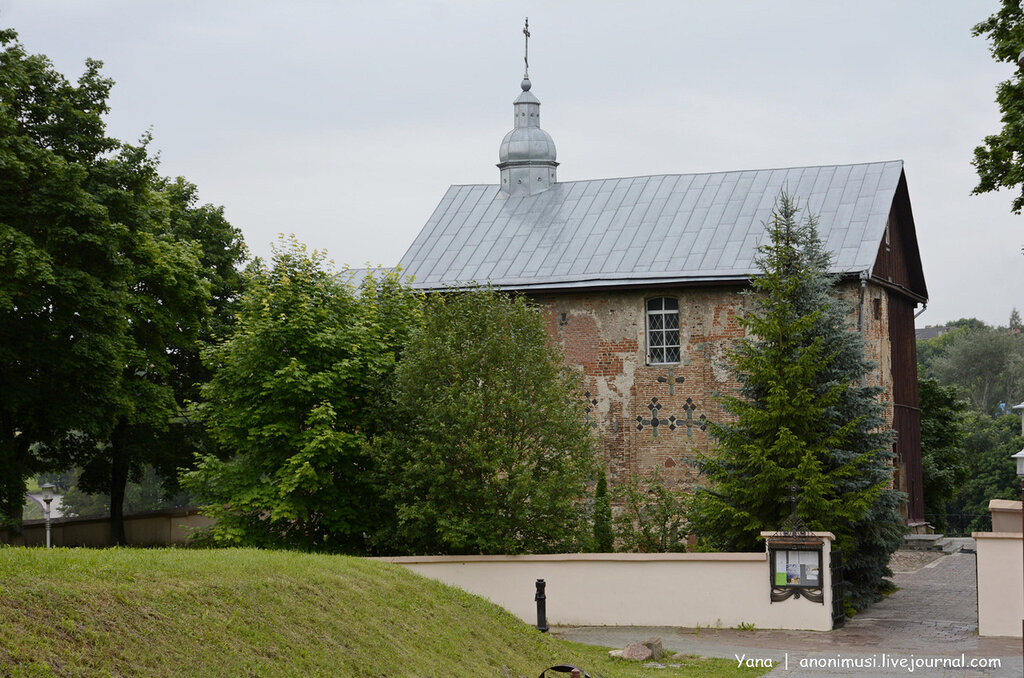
[{"x1": 535, "y1": 578, "x2": 549, "y2": 632}]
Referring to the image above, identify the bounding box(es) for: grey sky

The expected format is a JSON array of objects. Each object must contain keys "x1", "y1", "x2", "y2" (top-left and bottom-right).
[{"x1": 2, "y1": 1, "x2": 1019, "y2": 327}]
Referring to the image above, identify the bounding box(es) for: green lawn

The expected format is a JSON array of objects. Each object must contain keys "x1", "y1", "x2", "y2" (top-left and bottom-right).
[{"x1": 0, "y1": 548, "x2": 767, "y2": 678}]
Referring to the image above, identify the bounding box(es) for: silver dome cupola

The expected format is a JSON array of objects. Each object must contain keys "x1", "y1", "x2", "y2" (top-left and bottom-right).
[{"x1": 498, "y1": 19, "x2": 557, "y2": 196}]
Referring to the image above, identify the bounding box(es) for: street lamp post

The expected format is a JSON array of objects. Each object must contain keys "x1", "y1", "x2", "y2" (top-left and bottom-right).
[
  {"x1": 1011, "y1": 448, "x2": 1024, "y2": 655},
  {"x1": 39, "y1": 483, "x2": 55, "y2": 549}
]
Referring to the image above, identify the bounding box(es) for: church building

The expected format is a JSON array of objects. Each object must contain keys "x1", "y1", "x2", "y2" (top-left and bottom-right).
[{"x1": 396, "y1": 63, "x2": 929, "y2": 526}]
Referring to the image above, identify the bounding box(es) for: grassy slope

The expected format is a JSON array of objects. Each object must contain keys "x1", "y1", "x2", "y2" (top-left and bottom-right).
[{"x1": 0, "y1": 548, "x2": 765, "y2": 678}]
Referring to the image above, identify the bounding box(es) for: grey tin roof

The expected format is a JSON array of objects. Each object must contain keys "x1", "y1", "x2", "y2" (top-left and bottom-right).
[{"x1": 398, "y1": 160, "x2": 905, "y2": 292}]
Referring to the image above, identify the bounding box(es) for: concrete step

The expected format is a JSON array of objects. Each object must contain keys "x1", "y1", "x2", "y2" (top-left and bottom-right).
[
  {"x1": 901, "y1": 534, "x2": 975, "y2": 553},
  {"x1": 903, "y1": 533, "x2": 945, "y2": 551},
  {"x1": 939, "y1": 537, "x2": 975, "y2": 554}
]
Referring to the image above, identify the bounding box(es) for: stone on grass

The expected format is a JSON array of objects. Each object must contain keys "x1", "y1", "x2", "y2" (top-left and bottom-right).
[
  {"x1": 621, "y1": 643, "x2": 653, "y2": 661},
  {"x1": 642, "y1": 637, "x2": 664, "y2": 660}
]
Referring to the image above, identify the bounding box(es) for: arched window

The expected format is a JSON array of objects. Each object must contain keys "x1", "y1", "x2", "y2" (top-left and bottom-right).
[{"x1": 647, "y1": 297, "x2": 680, "y2": 364}]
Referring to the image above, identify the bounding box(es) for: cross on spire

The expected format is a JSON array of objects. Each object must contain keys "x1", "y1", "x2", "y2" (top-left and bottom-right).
[{"x1": 523, "y1": 18, "x2": 530, "y2": 79}]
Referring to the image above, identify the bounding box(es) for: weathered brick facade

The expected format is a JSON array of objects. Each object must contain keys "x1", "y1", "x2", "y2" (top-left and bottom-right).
[{"x1": 532, "y1": 279, "x2": 905, "y2": 507}]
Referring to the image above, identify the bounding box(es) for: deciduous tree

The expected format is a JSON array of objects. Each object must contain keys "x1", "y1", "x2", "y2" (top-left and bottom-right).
[
  {"x1": 612, "y1": 469, "x2": 687, "y2": 553},
  {"x1": 918, "y1": 377, "x2": 969, "y2": 531},
  {"x1": 369, "y1": 288, "x2": 596, "y2": 555},
  {"x1": 928, "y1": 325, "x2": 1024, "y2": 414},
  {"x1": 75, "y1": 169, "x2": 246, "y2": 544},
  {"x1": 946, "y1": 412, "x2": 1021, "y2": 533},
  {"x1": 182, "y1": 239, "x2": 420, "y2": 552},
  {"x1": 0, "y1": 30, "x2": 129, "y2": 535},
  {"x1": 972, "y1": 1, "x2": 1024, "y2": 215},
  {"x1": 0, "y1": 29, "x2": 247, "y2": 540}
]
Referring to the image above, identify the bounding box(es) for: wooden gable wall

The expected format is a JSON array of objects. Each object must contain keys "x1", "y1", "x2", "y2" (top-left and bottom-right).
[
  {"x1": 872, "y1": 171, "x2": 927, "y2": 525},
  {"x1": 872, "y1": 171, "x2": 928, "y2": 302}
]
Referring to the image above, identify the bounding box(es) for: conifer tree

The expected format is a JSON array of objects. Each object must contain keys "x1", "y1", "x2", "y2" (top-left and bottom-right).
[
  {"x1": 592, "y1": 471, "x2": 614, "y2": 552},
  {"x1": 692, "y1": 192, "x2": 902, "y2": 610}
]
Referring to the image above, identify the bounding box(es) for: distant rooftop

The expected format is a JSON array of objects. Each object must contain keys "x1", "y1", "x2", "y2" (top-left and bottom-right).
[{"x1": 914, "y1": 326, "x2": 950, "y2": 342}]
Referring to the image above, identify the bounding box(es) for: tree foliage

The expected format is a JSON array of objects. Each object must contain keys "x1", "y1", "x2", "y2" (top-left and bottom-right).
[
  {"x1": 0, "y1": 29, "x2": 126, "y2": 533},
  {"x1": 369, "y1": 288, "x2": 596, "y2": 555},
  {"x1": 920, "y1": 322, "x2": 1024, "y2": 415},
  {"x1": 75, "y1": 170, "x2": 246, "y2": 544},
  {"x1": 915, "y1": 324, "x2": 973, "y2": 374},
  {"x1": 0, "y1": 30, "x2": 247, "y2": 540},
  {"x1": 592, "y1": 470, "x2": 614, "y2": 552},
  {"x1": 945, "y1": 412, "x2": 1022, "y2": 533},
  {"x1": 972, "y1": 1, "x2": 1024, "y2": 214},
  {"x1": 916, "y1": 316, "x2": 1024, "y2": 532},
  {"x1": 611, "y1": 469, "x2": 688, "y2": 553},
  {"x1": 918, "y1": 377, "x2": 969, "y2": 530},
  {"x1": 691, "y1": 193, "x2": 902, "y2": 610},
  {"x1": 182, "y1": 239, "x2": 420, "y2": 552}
]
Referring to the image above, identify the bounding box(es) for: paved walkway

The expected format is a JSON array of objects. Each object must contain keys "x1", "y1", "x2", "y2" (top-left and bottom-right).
[{"x1": 552, "y1": 551, "x2": 1021, "y2": 677}]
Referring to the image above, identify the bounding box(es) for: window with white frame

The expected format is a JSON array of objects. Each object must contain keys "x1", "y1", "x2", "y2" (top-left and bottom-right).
[{"x1": 646, "y1": 297, "x2": 680, "y2": 364}]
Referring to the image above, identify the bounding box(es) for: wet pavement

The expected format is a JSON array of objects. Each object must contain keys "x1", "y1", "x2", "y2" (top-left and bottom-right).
[{"x1": 552, "y1": 551, "x2": 1021, "y2": 677}]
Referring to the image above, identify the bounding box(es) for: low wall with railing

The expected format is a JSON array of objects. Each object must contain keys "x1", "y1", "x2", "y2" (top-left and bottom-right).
[
  {"x1": 377, "y1": 532, "x2": 835, "y2": 631},
  {"x1": 0, "y1": 508, "x2": 213, "y2": 547}
]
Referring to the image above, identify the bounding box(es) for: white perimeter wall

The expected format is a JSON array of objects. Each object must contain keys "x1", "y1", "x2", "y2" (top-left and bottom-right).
[
  {"x1": 377, "y1": 534, "x2": 834, "y2": 632},
  {"x1": 975, "y1": 531, "x2": 1023, "y2": 637}
]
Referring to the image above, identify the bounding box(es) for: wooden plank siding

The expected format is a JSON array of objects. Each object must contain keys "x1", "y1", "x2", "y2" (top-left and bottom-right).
[
  {"x1": 888, "y1": 292, "x2": 924, "y2": 524},
  {"x1": 872, "y1": 173, "x2": 928, "y2": 302},
  {"x1": 873, "y1": 175, "x2": 927, "y2": 525}
]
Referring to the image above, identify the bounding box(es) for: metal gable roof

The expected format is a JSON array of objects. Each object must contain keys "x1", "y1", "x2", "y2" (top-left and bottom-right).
[{"x1": 398, "y1": 160, "x2": 905, "y2": 291}]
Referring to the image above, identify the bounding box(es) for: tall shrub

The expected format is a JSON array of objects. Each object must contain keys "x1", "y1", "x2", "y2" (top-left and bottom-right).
[
  {"x1": 182, "y1": 239, "x2": 420, "y2": 552},
  {"x1": 612, "y1": 469, "x2": 688, "y2": 553},
  {"x1": 370, "y1": 288, "x2": 596, "y2": 555}
]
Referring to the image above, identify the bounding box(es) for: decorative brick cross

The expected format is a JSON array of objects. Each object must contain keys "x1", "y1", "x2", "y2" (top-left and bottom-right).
[
  {"x1": 680, "y1": 397, "x2": 707, "y2": 437},
  {"x1": 656, "y1": 367, "x2": 685, "y2": 395},
  {"x1": 635, "y1": 397, "x2": 680, "y2": 438}
]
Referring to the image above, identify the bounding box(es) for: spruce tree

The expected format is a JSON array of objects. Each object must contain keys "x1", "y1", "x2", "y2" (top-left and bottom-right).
[
  {"x1": 692, "y1": 192, "x2": 902, "y2": 610},
  {"x1": 797, "y1": 198, "x2": 904, "y2": 610}
]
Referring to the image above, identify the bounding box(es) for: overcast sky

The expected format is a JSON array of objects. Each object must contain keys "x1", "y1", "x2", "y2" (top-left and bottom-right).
[{"x1": 2, "y1": 1, "x2": 1020, "y2": 327}]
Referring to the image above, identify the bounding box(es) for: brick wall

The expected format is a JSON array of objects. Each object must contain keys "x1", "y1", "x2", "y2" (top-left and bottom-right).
[{"x1": 534, "y1": 279, "x2": 901, "y2": 495}]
